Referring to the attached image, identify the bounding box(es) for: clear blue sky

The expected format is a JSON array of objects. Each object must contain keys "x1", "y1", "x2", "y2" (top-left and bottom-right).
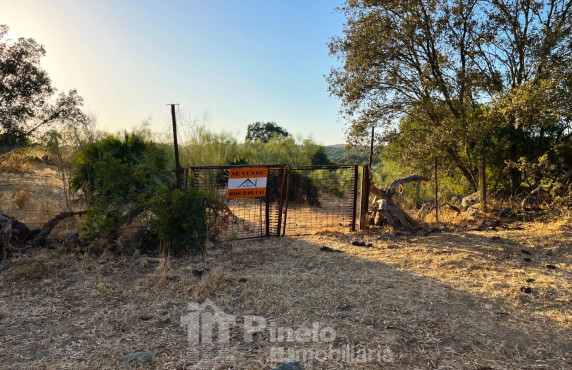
[{"x1": 2, "y1": 0, "x2": 347, "y2": 144}]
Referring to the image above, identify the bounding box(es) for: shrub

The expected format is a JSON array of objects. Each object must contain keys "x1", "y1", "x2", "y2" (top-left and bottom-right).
[
  {"x1": 152, "y1": 188, "x2": 218, "y2": 254},
  {"x1": 71, "y1": 132, "x2": 171, "y2": 244}
]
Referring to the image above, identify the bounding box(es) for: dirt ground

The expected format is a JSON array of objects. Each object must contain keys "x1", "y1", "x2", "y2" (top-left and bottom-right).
[{"x1": 1, "y1": 220, "x2": 571, "y2": 369}]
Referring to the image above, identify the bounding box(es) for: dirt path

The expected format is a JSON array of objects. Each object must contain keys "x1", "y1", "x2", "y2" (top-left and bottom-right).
[{"x1": 1, "y1": 222, "x2": 571, "y2": 369}]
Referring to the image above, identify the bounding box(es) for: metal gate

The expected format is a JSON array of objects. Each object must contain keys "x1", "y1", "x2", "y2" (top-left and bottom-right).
[{"x1": 188, "y1": 165, "x2": 359, "y2": 240}]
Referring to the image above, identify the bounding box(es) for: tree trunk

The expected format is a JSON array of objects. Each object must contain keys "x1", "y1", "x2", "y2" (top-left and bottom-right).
[
  {"x1": 366, "y1": 169, "x2": 428, "y2": 230},
  {"x1": 1, "y1": 211, "x2": 86, "y2": 253}
]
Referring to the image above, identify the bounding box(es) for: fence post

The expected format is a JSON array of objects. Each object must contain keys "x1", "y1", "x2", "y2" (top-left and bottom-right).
[
  {"x1": 434, "y1": 157, "x2": 439, "y2": 224},
  {"x1": 479, "y1": 158, "x2": 486, "y2": 212},
  {"x1": 351, "y1": 165, "x2": 358, "y2": 231},
  {"x1": 265, "y1": 167, "x2": 270, "y2": 237},
  {"x1": 359, "y1": 165, "x2": 370, "y2": 230},
  {"x1": 276, "y1": 165, "x2": 287, "y2": 236}
]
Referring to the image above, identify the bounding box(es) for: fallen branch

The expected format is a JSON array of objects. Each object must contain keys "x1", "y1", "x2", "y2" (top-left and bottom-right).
[
  {"x1": 367, "y1": 168, "x2": 428, "y2": 230},
  {"x1": 132, "y1": 249, "x2": 166, "y2": 263},
  {"x1": 31, "y1": 211, "x2": 87, "y2": 247}
]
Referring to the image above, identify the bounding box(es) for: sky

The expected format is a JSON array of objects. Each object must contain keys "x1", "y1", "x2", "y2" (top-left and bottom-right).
[{"x1": 2, "y1": 0, "x2": 347, "y2": 145}]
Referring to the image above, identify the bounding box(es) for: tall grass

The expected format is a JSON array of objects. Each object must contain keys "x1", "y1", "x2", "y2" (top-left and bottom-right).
[{"x1": 178, "y1": 122, "x2": 329, "y2": 166}]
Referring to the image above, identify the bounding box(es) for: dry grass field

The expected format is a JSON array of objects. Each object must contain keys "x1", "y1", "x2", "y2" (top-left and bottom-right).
[{"x1": 1, "y1": 220, "x2": 571, "y2": 369}]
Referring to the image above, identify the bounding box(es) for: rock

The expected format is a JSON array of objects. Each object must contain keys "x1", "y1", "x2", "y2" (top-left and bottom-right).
[
  {"x1": 520, "y1": 286, "x2": 532, "y2": 294},
  {"x1": 119, "y1": 349, "x2": 155, "y2": 363},
  {"x1": 461, "y1": 192, "x2": 480, "y2": 210},
  {"x1": 337, "y1": 303, "x2": 353, "y2": 311},
  {"x1": 64, "y1": 232, "x2": 79, "y2": 243},
  {"x1": 139, "y1": 314, "x2": 154, "y2": 321},
  {"x1": 62, "y1": 232, "x2": 79, "y2": 249},
  {"x1": 546, "y1": 264, "x2": 557, "y2": 270},
  {"x1": 498, "y1": 207, "x2": 514, "y2": 218},
  {"x1": 192, "y1": 268, "x2": 210, "y2": 278},
  {"x1": 272, "y1": 362, "x2": 303, "y2": 370},
  {"x1": 320, "y1": 246, "x2": 342, "y2": 253},
  {"x1": 351, "y1": 240, "x2": 366, "y2": 246},
  {"x1": 210, "y1": 249, "x2": 225, "y2": 255},
  {"x1": 310, "y1": 258, "x2": 325, "y2": 267}
]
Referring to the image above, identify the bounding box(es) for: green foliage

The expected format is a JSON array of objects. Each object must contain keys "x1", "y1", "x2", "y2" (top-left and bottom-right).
[
  {"x1": 245, "y1": 121, "x2": 290, "y2": 142},
  {"x1": 180, "y1": 123, "x2": 335, "y2": 167},
  {"x1": 151, "y1": 188, "x2": 218, "y2": 253},
  {"x1": 71, "y1": 132, "x2": 171, "y2": 243},
  {"x1": 0, "y1": 25, "x2": 87, "y2": 153},
  {"x1": 287, "y1": 171, "x2": 321, "y2": 207},
  {"x1": 329, "y1": 1, "x2": 572, "y2": 193},
  {"x1": 71, "y1": 132, "x2": 169, "y2": 200}
]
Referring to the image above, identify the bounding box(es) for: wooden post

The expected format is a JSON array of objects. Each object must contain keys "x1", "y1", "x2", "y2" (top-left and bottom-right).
[
  {"x1": 359, "y1": 165, "x2": 370, "y2": 230},
  {"x1": 434, "y1": 157, "x2": 439, "y2": 223},
  {"x1": 415, "y1": 179, "x2": 421, "y2": 209},
  {"x1": 170, "y1": 104, "x2": 182, "y2": 189},
  {"x1": 351, "y1": 165, "x2": 359, "y2": 231},
  {"x1": 369, "y1": 125, "x2": 375, "y2": 166},
  {"x1": 479, "y1": 158, "x2": 486, "y2": 212}
]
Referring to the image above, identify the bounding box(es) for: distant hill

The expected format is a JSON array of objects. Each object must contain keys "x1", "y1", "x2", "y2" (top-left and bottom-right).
[{"x1": 325, "y1": 144, "x2": 380, "y2": 165}]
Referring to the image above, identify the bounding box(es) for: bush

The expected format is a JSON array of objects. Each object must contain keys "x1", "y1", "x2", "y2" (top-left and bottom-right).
[
  {"x1": 152, "y1": 188, "x2": 218, "y2": 254},
  {"x1": 71, "y1": 132, "x2": 171, "y2": 244}
]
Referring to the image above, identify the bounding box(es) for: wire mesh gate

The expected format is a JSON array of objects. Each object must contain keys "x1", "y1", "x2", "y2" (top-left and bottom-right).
[{"x1": 188, "y1": 165, "x2": 360, "y2": 240}]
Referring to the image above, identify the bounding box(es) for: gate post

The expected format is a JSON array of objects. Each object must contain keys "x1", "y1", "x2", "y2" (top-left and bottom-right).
[
  {"x1": 351, "y1": 165, "x2": 359, "y2": 231},
  {"x1": 359, "y1": 165, "x2": 370, "y2": 230},
  {"x1": 276, "y1": 165, "x2": 287, "y2": 236},
  {"x1": 265, "y1": 166, "x2": 270, "y2": 237}
]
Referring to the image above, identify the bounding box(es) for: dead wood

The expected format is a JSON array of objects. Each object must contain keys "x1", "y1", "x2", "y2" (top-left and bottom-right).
[
  {"x1": 1, "y1": 210, "x2": 86, "y2": 253},
  {"x1": 31, "y1": 211, "x2": 87, "y2": 247},
  {"x1": 367, "y1": 168, "x2": 428, "y2": 230}
]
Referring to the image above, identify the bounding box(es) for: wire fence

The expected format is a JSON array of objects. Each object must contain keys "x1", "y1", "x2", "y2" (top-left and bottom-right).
[
  {"x1": 188, "y1": 165, "x2": 360, "y2": 241},
  {"x1": 0, "y1": 169, "x2": 84, "y2": 236}
]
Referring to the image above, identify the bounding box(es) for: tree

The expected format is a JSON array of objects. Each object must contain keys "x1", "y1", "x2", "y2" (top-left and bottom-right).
[
  {"x1": 245, "y1": 121, "x2": 290, "y2": 143},
  {"x1": 0, "y1": 24, "x2": 86, "y2": 151},
  {"x1": 328, "y1": 0, "x2": 572, "y2": 193},
  {"x1": 70, "y1": 132, "x2": 172, "y2": 242}
]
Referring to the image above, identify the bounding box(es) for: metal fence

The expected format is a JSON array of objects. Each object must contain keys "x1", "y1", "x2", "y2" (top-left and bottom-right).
[
  {"x1": 0, "y1": 170, "x2": 83, "y2": 236},
  {"x1": 188, "y1": 165, "x2": 360, "y2": 241}
]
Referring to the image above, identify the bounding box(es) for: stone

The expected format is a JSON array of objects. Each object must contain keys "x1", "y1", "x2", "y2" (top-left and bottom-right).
[
  {"x1": 310, "y1": 258, "x2": 325, "y2": 267},
  {"x1": 272, "y1": 362, "x2": 303, "y2": 370},
  {"x1": 119, "y1": 349, "x2": 155, "y2": 363},
  {"x1": 461, "y1": 192, "x2": 480, "y2": 210},
  {"x1": 192, "y1": 268, "x2": 210, "y2": 278},
  {"x1": 498, "y1": 207, "x2": 514, "y2": 218},
  {"x1": 320, "y1": 246, "x2": 342, "y2": 253}
]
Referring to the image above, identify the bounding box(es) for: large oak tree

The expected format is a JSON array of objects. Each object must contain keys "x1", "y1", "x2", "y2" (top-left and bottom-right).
[
  {"x1": 0, "y1": 25, "x2": 86, "y2": 151},
  {"x1": 328, "y1": 0, "x2": 572, "y2": 192}
]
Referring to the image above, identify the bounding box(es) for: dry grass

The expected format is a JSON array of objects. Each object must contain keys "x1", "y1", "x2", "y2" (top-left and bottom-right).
[
  {"x1": 1, "y1": 162, "x2": 83, "y2": 235},
  {"x1": 0, "y1": 149, "x2": 35, "y2": 173},
  {"x1": 1, "y1": 220, "x2": 571, "y2": 369}
]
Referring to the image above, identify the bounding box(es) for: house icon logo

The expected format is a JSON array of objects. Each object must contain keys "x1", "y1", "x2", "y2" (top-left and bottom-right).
[
  {"x1": 238, "y1": 178, "x2": 258, "y2": 188},
  {"x1": 180, "y1": 299, "x2": 236, "y2": 344}
]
